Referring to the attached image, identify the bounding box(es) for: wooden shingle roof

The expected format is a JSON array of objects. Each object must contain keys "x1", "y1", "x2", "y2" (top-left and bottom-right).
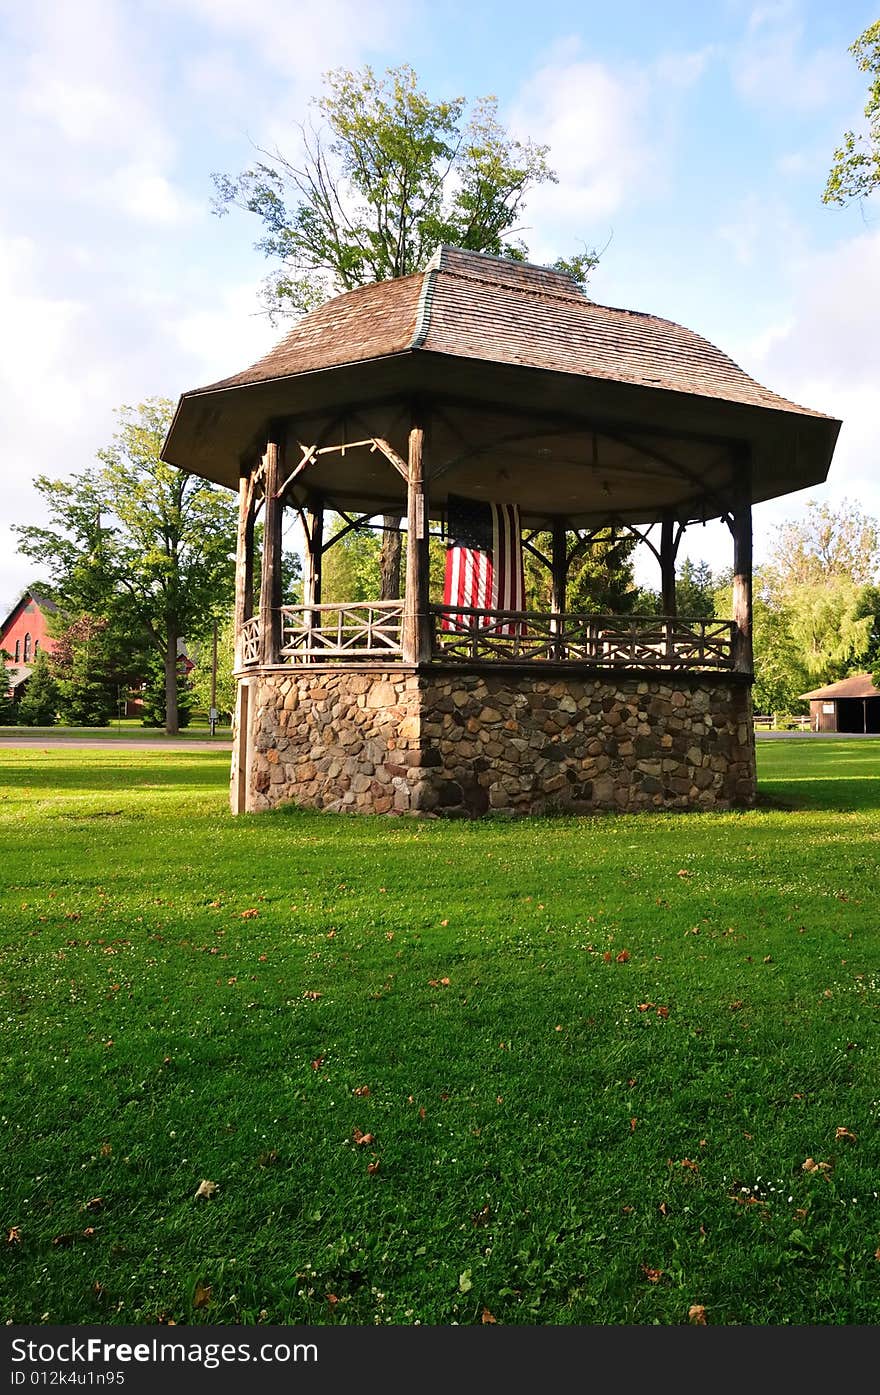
[
  {"x1": 800, "y1": 674, "x2": 880, "y2": 701},
  {"x1": 203, "y1": 247, "x2": 824, "y2": 420},
  {"x1": 163, "y1": 247, "x2": 840, "y2": 520}
]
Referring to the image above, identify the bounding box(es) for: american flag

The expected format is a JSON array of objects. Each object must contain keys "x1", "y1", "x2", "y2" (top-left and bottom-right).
[{"x1": 442, "y1": 494, "x2": 525, "y2": 632}]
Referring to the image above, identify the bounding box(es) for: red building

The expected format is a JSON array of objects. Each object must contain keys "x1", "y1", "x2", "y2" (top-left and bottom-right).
[{"x1": 0, "y1": 590, "x2": 57, "y2": 698}]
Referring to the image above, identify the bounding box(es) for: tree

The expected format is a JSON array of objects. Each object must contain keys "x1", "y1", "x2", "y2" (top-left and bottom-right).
[
  {"x1": 189, "y1": 613, "x2": 237, "y2": 722},
  {"x1": 783, "y1": 577, "x2": 873, "y2": 680},
  {"x1": 765, "y1": 499, "x2": 880, "y2": 589},
  {"x1": 0, "y1": 650, "x2": 15, "y2": 727},
  {"x1": 15, "y1": 399, "x2": 238, "y2": 734},
  {"x1": 213, "y1": 63, "x2": 596, "y2": 319},
  {"x1": 523, "y1": 530, "x2": 637, "y2": 614},
  {"x1": 824, "y1": 21, "x2": 880, "y2": 205},
  {"x1": 139, "y1": 653, "x2": 193, "y2": 729},
  {"x1": 51, "y1": 613, "x2": 119, "y2": 726},
  {"x1": 214, "y1": 63, "x2": 599, "y2": 601},
  {"x1": 17, "y1": 650, "x2": 59, "y2": 727}
]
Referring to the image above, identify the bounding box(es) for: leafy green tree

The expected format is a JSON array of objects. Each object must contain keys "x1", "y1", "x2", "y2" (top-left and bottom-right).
[
  {"x1": 17, "y1": 649, "x2": 59, "y2": 726},
  {"x1": 188, "y1": 614, "x2": 236, "y2": 723},
  {"x1": 16, "y1": 399, "x2": 238, "y2": 734},
  {"x1": 215, "y1": 63, "x2": 599, "y2": 602},
  {"x1": 213, "y1": 64, "x2": 596, "y2": 319},
  {"x1": 50, "y1": 613, "x2": 119, "y2": 726},
  {"x1": 523, "y1": 530, "x2": 637, "y2": 614},
  {"x1": 783, "y1": 578, "x2": 873, "y2": 680},
  {"x1": 766, "y1": 499, "x2": 880, "y2": 589},
  {"x1": 824, "y1": 21, "x2": 880, "y2": 205},
  {"x1": 321, "y1": 517, "x2": 384, "y2": 602},
  {"x1": 0, "y1": 650, "x2": 15, "y2": 726},
  {"x1": 140, "y1": 653, "x2": 193, "y2": 729}
]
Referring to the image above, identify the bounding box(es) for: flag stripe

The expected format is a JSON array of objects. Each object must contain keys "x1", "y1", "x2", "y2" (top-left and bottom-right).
[{"x1": 442, "y1": 495, "x2": 523, "y2": 632}]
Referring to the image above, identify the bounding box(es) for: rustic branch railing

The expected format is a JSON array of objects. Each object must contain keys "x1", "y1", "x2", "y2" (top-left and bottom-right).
[
  {"x1": 240, "y1": 615, "x2": 261, "y2": 666},
  {"x1": 432, "y1": 606, "x2": 735, "y2": 670},
  {"x1": 242, "y1": 603, "x2": 735, "y2": 670},
  {"x1": 280, "y1": 601, "x2": 405, "y2": 660}
]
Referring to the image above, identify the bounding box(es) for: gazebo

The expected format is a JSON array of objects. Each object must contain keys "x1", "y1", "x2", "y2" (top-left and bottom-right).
[{"x1": 162, "y1": 247, "x2": 840, "y2": 816}]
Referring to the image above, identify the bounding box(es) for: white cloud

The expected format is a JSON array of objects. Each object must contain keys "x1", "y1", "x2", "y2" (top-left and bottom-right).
[
  {"x1": 731, "y1": 1, "x2": 847, "y2": 111},
  {"x1": 509, "y1": 37, "x2": 711, "y2": 260},
  {"x1": 730, "y1": 226, "x2": 880, "y2": 555}
]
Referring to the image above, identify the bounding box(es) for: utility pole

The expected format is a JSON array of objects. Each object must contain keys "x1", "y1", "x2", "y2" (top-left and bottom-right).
[{"x1": 209, "y1": 619, "x2": 218, "y2": 736}]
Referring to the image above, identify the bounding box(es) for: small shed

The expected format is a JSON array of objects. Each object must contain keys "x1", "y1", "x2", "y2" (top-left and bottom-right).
[{"x1": 800, "y1": 674, "x2": 880, "y2": 733}]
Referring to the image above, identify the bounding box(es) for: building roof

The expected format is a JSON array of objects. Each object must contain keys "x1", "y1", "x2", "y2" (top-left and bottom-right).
[
  {"x1": 800, "y1": 673, "x2": 880, "y2": 700},
  {"x1": 0, "y1": 588, "x2": 57, "y2": 642},
  {"x1": 162, "y1": 247, "x2": 841, "y2": 526}
]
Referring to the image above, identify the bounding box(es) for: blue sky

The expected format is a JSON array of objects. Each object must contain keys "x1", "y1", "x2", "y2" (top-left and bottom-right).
[{"x1": 2, "y1": 0, "x2": 878, "y2": 608}]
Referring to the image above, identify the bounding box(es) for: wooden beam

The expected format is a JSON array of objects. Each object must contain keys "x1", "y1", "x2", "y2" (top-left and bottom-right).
[
  {"x1": 403, "y1": 409, "x2": 431, "y2": 664},
  {"x1": 660, "y1": 513, "x2": 677, "y2": 616},
  {"x1": 233, "y1": 466, "x2": 255, "y2": 668},
  {"x1": 258, "y1": 437, "x2": 284, "y2": 666},
  {"x1": 551, "y1": 518, "x2": 568, "y2": 615},
  {"x1": 728, "y1": 449, "x2": 753, "y2": 675},
  {"x1": 304, "y1": 499, "x2": 323, "y2": 607},
  {"x1": 371, "y1": 437, "x2": 409, "y2": 480}
]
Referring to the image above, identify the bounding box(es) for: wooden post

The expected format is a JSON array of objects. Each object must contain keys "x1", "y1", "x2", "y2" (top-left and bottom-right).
[
  {"x1": 550, "y1": 518, "x2": 568, "y2": 661},
  {"x1": 403, "y1": 409, "x2": 431, "y2": 664},
  {"x1": 660, "y1": 513, "x2": 677, "y2": 617},
  {"x1": 729, "y1": 450, "x2": 753, "y2": 675},
  {"x1": 233, "y1": 466, "x2": 255, "y2": 668},
  {"x1": 303, "y1": 496, "x2": 323, "y2": 655},
  {"x1": 258, "y1": 436, "x2": 284, "y2": 666}
]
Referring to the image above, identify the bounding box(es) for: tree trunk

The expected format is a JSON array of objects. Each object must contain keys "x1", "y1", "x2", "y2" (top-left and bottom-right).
[
  {"x1": 164, "y1": 623, "x2": 179, "y2": 735},
  {"x1": 379, "y1": 516, "x2": 403, "y2": 599}
]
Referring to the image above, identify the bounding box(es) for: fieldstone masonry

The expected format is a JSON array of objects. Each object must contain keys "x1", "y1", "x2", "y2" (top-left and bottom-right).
[{"x1": 239, "y1": 667, "x2": 756, "y2": 815}]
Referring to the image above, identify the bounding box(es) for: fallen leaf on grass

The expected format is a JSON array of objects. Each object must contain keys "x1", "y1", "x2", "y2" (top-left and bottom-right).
[
  {"x1": 616, "y1": 950, "x2": 630, "y2": 963},
  {"x1": 240, "y1": 909, "x2": 259, "y2": 919},
  {"x1": 676, "y1": 869, "x2": 691, "y2": 879},
  {"x1": 802, "y1": 1158, "x2": 832, "y2": 1174},
  {"x1": 352, "y1": 1128, "x2": 374, "y2": 1146},
  {"x1": 656, "y1": 1005, "x2": 669, "y2": 1019},
  {"x1": 7, "y1": 1227, "x2": 21, "y2": 1244},
  {"x1": 366, "y1": 1159, "x2": 380, "y2": 1176},
  {"x1": 729, "y1": 1000, "x2": 744, "y2": 1012},
  {"x1": 688, "y1": 1304, "x2": 708, "y2": 1325},
  {"x1": 354, "y1": 1085, "x2": 371, "y2": 1097},
  {"x1": 630, "y1": 1118, "x2": 638, "y2": 1132},
  {"x1": 481, "y1": 1307, "x2": 497, "y2": 1324},
  {"x1": 472, "y1": 1205, "x2": 491, "y2": 1226},
  {"x1": 194, "y1": 1180, "x2": 219, "y2": 1199},
  {"x1": 835, "y1": 1127, "x2": 857, "y2": 1143},
  {"x1": 193, "y1": 1283, "x2": 212, "y2": 1310},
  {"x1": 679, "y1": 1158, "x2": 699, "y2": 1172},
  {"x1": 875, "y1": 1246, "x2": 880, "y2": 1262},
  {"x1": 326, "y1": 1293, "x2": 339, "y2": 1309},
  {"x1": 302, "y1": 991, "x2": 322, "y2": 1001},
  {"x1": 428, "y1": 977, "x2": 451, "y2": 988},
  {"x1": 52, "y1": 1233, "x2": 76, "y2": 1247},
  {"x1": 83, "y1": 1197, "x2": 103, "y2": 1212},
  {"x1": 637, "y1": 1002, "x2": 654, "y2": 1012},
  {"x1": 100, "y1": 1143, "x2": 112, "y2": 1157},
  {"x1": 641, "y1": 1264, "x2": 663, "y2": 1283},
  {"x1": 311, "y1": 1057, "x2": 324, "y2": 1071}
]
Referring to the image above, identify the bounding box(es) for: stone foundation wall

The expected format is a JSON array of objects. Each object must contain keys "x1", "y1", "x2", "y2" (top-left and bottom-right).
[{"x1": 243, "y1": 667, "x2": 755, "y2": 816}]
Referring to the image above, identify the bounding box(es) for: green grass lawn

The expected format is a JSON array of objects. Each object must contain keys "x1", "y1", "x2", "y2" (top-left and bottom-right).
[
  {"x1": 1, "y1": 738, "x2": 879, "y2": 1326},
  {"x1": 0, "y1": 723, "x2": 232, "y2": 741}
]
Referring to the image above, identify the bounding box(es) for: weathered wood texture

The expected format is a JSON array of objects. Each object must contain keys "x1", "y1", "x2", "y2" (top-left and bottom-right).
[
  {"x1": 258, "y1": 439, "x2": 284, "y2": 666},
  {"x1": 403, "y1": 414, "x2": 431, "y2": 663}
]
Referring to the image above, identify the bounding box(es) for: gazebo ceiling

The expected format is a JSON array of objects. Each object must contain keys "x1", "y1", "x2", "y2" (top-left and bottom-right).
[{"x1": 162, "y1": 247, "x2": 840, "y2": 527}]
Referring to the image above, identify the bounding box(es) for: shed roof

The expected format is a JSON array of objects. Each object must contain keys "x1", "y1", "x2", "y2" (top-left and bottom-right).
[
  {"x1": 800, "y1": 673, "x2": 880, "y2": 700},
  {"x1": 163, "y1": 247, "x2": 841, "y2": 525}
]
